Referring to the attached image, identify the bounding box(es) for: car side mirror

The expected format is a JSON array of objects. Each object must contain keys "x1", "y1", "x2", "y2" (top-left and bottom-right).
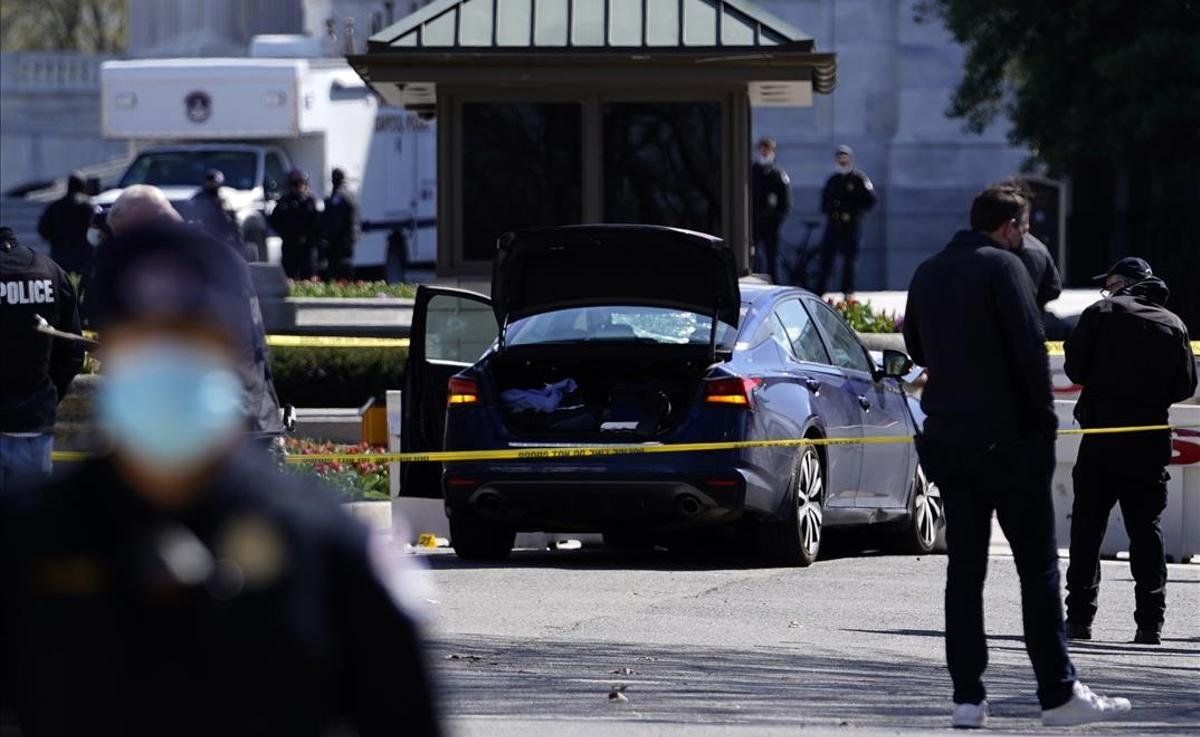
[
  {"x1": 879, "y1": 349, "x2": 913, "y2": 380},
  {"x1": 265, "y1": 179, "x2": 281, "y2": 200}
]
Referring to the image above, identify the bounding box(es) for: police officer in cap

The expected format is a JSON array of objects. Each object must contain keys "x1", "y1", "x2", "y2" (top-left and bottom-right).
[
  {"x1": 269, "y1": 168, "x2": 322, "y2": 279},
  {"x1": 1064, "y1": 257, "x2": 1197, "y2": 645},
  {"x1": 187, "y1": 169, "x2": 243, "y2": 250},
  {"x1": 0, "y1": 220, "x2": 442, "y2": 735},
  {"x1": 817, "y1": 145, "x2": 877, "y2": 296},
  {"x1": 0, "y1": 226, "x2": 84, "y2": 492},
  {"x1": 751, "y1": 138, "x2": 791, "y2": 283},
  {"x1": 322, "y1": 167, "x2": 359, "y2": 281}
]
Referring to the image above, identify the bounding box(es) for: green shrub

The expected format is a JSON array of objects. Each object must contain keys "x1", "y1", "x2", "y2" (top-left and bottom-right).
[
  {"x1": 827, "y1": 298, "x2": 900, "y2": 333},
  {"x1": 287, "y1": 279, "x2": 417, "y2": 299},
  {"x1": 270, "y1": 345, "x2": 407, "y2": 407}
]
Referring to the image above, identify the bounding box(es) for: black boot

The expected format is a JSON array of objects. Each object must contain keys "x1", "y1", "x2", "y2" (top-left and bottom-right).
[
  {"x1": 1065, "y1": 622, "x2": 1092, "y2": 640},
  {"x1": 1133, "y1": 629, "x2": 1161, "y2": 645}
]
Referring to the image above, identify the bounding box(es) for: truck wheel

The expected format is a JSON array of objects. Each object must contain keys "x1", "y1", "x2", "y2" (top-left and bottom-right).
[
  {"x1": 246, "y1": 231, "x2": 268, "y2": 263},
  {"x1": 450, "y1": 514, "x2": 515, "y2": 562}
]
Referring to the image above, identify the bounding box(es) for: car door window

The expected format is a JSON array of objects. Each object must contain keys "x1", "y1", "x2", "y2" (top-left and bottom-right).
[
  {"x1": 425, "y1": 294, "x2": 496, "y2": 365},
  {"x1": 774, "y1": 299, "x2": 832, "y2": 365},
  {"x1": 807, "y1": 300, "x2": 873, "y2": 373}
]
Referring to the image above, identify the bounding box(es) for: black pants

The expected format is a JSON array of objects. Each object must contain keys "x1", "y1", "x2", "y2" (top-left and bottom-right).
[
  {"x1": 916, "y1": 434, "x2": 1075, "y2": 710},
  {"x1": 281, "y1": 241, "x2": 316, "y2": 280},
  {"x1": 1065, "y1": 458, "x2": 1169, "y2": 633},
  {"x1": 817, "y1": 220, "x2": 861, "y2": 295},
  {"x1": 753, "y1": 221, "x2": 781, "y2": 283}
]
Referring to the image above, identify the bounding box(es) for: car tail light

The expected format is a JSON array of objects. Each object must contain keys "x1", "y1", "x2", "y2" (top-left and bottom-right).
[
  {"x1": 447, "y1": 376, "x2": 479, "y2": 406},
  {"x1": 445, "y1": 476, "x2": 480, "y2": 489},
  {"x1": 704, "y1": 376, "x2": 763, "y2": 406}
]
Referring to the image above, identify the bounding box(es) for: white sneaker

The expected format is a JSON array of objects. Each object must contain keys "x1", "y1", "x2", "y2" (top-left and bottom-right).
[
  {"x1": 952, "y1": 700, "x2": 988, "y2": 729},
  {"x1": 1042, "y1": 681, "x2": 1132, "y2": 726}
]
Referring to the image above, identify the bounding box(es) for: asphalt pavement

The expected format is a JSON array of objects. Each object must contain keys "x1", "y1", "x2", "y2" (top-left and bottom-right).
[{"x1": 397, "y1": 535, "x2": 1200, "y2": 737}]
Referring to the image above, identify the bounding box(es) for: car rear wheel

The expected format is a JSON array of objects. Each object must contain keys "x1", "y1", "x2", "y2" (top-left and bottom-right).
[
  {"x1": 759, "y1": 445, "x2": 824, "y2": 567},
  {"x1": 449, "y1": 514, "x2": 515, "y2": 562},
  {"x1": 892, "y1": 464, "x2": 945, "y2": 554}
]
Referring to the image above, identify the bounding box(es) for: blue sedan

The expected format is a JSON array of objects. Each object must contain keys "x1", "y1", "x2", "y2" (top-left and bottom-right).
[{"x1": 400, "y1": 225, "x2": 943, "y2": 565}]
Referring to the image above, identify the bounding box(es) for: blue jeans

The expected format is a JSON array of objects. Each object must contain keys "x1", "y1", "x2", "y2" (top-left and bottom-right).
[
  {"x1": 916, "y1": 433, "x2": 1076, "y2": 710},
  {"x1": 0, "y1": 433, "x2": 53, "y2": 495}
]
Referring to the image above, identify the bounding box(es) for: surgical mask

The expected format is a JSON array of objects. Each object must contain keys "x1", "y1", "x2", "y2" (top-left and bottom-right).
[
  {"x1": 837, "y1": 164, "x2": 853, "y2": 174},
  {"x1": 97, "y1": 340, "x2": 244, "y2": 472},
  {"x1": 756, "y1": 153, "x2": 775, "y2": 166},
  {"x1": 86, "y1": 227, "x2": 104, "y2": 247}
]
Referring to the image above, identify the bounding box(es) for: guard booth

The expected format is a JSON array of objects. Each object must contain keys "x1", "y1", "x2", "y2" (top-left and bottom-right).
[{"x1": 349, "y1": 0, "x2": 836, "y2": 277}]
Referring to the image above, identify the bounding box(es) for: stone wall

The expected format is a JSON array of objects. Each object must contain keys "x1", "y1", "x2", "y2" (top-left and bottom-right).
[{"x1": 750, "y1": 0, "x2": 1031, "y2": 290}]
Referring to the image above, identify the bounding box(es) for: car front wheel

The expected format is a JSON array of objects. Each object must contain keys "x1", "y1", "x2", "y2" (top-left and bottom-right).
[
  {"x1": 892, "y1": 464, "x2": 945, "y2": 554},
  {"x1": 449, "y1": 514, "x2": 515, "y2": 562},
  {"x1": 759, "y1": 445, "x2": 824, "y2": 567}
]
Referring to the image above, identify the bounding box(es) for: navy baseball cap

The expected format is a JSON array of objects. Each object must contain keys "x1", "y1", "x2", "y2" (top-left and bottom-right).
[
  {"x1": 87, "y1": 221, "x2": 250, "y2": 347},
  {"x1": 835, "y1": 145, "x2": 854, "y2": 156},
  {"x1": 1092, "y1": 257, "x2": 1153, "y2": 284}
]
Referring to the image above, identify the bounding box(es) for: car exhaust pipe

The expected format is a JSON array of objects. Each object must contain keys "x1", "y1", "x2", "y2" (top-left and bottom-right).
[
  {"x1": 475, "y1": 492, "x2": 506, "y2": 516},
  {"x1": 676, "y1": 494, "x2": 703, "y2": 518}
]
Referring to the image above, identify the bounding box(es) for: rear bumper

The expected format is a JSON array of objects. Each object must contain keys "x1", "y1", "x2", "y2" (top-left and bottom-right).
[{"x1": 443, "y1": 471, "x2": 746, "y2": 532}]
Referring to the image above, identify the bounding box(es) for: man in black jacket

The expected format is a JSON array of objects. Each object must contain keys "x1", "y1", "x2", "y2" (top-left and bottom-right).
[
  {"x1": 322, "y1": 168, "x2": 359, "y2": 281},
  {"x1": 1063, "y1": 258, "x2": 1197, "y2": 645},
  {"x1": 904, "y1": 186, "x2": 1130, "y2": 729},
  {"x1": 0, "y1": 227, "x2": 84, "y2": 493},
  {"x1": 751, "y1": 138, "x2": 791, "y2": 283},
  {"x1": 817, "y1": 145, "x2": 877, "y2": 296},
  {"x1": 37, "y1": 171, "x2": 95, "y2": 276},
  {"x1": 270, "y1": 168, "x2": 322, "y2": 280},
  {"x1": 0, "y1": 222, "x2": 442, "y2": 736}
]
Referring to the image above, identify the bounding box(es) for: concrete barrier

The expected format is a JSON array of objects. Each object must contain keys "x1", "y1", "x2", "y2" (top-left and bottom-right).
[{"x1": 1052, "y1": 400, "x2": 1200, "y2": 563}]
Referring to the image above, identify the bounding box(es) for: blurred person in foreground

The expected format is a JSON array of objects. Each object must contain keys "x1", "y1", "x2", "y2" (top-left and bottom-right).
[
  {"x1": 904, "y1": 186, "x2": 1131, "y2": 729},
  {"x1": 37, "y1": 171, "x2": 95, "y2": 276},
  {"x1": 1064, "y1": 257, "x2": 1196, "y2": 645},
  {"x1": 0, "y1": 226, "x2": 84, "y2": 492},
  {"x1": 91, "y1": 185, "x2": 285, "y2": 444},
  {"x1": 0, "y1": 221, "x2": 441, "y2": 736}
]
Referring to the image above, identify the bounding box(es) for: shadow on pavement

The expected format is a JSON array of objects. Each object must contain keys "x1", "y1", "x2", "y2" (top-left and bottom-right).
[{"x1": 431, "y1": 635, "x2": 1200, "y2": 735}]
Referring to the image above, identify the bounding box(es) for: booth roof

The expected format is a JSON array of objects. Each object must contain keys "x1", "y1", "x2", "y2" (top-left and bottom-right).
[{"x1": 368, "y1": 0, "x2": 812, "y2": 52}]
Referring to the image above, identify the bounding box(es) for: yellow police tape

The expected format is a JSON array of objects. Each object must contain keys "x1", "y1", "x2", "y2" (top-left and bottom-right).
[
  {"x1": 265, "y1": 335, "x2": 410, "y2": 349},
  {"x1": 48, "y1": 423, "x2": 1199, "y2": 464},
  {"x1": 275, "y1": 424, "x2": 1197, "y2": 465}
]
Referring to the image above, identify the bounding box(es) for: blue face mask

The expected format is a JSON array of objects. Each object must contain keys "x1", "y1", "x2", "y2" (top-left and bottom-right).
[{"x1": 97, "y1": 341, "x2": 244, "y2": 471}]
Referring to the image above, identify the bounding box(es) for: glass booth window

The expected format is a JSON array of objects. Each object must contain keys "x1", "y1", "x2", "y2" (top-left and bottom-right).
[
  {"x1": 461, "y1": 102, "x2": 583, "y2": 262},
  {"x1": 602, "y1": 101, "x2": 722, "y2": 234}
]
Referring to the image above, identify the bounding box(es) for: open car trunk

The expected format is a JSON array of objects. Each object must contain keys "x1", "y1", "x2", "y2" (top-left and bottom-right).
[{"x1": 486, "y1": 347, "x2": 715, "y2": 440}]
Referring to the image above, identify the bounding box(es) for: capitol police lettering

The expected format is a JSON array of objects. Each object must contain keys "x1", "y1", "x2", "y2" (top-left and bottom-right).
[{"x1": 0, "y1": 227, "x2": 84, "y2": 441}]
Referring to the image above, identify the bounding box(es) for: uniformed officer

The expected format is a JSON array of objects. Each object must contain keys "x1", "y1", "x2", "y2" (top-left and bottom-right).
[
  {"x1": 322, "y1": 167, "x2": 360, "y2": 281},
  {"x1": 1064, "y1": 257, "x2": 1197, "y2": 645},
  {"x1": 0, "y1": 222, "x2": 442, "y2": 735},
  {"x1": 0, "y1": 226, "x2": 84, "y2": 493},
  {"x1": 269, "y1": 168, "x2": 322, "y2": 280},
  {"x1": 36, "y1": 171, "x2": 95, "y2": 276},
  {"x1": 750, "y1": 137, "x2": 791, "y2": 283},
  {"x1": 187, "y1": 169, "x2": 243, "y2": 250},
  {"x1": 904, "y1": 186, "x2": 1130, "y2": 728},
  {"x1": 817, "y1": 145, "x2": 877, "y2": 296}
]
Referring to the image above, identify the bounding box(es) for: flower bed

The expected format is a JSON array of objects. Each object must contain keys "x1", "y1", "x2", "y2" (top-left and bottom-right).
[
  {"x1": 285, "y1": 438, "x2": 391, "y2": 502},
  {"x1": 287, "y1": 279, "x2": 417, "y2": 299}
]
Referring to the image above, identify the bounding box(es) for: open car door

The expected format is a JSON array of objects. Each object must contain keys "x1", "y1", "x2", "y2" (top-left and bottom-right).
[{"x1": 401, "y1": 286, "x2": 497, "y2": 498}]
